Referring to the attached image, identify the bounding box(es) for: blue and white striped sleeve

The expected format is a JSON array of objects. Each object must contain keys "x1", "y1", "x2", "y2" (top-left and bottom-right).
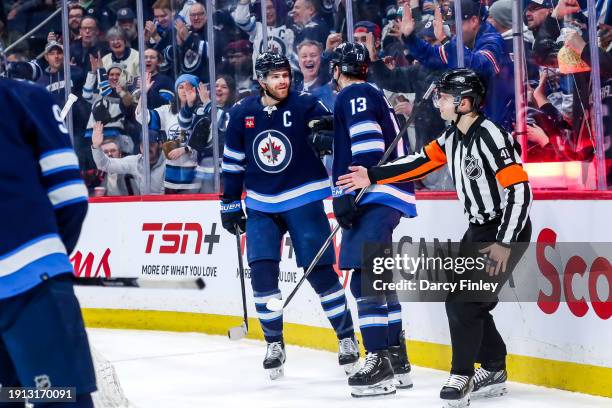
[{"x1": 24, "y1": 87, "x2": 88, "y2": 253}]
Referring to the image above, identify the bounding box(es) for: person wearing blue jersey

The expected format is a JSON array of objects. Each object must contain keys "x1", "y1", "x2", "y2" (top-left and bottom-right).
[
  {"x1": 330, "y1": 42, "x2": 417, "y2": 398},
  {"x1": 0, "y1": 79, "x2": 96, "y2": 407},
  {"x1": 219, "y1": 51, "x2": 359, "y2": 380},
  {"x1": 399, "y1": 0, "x2": 515, "y2": 130}
]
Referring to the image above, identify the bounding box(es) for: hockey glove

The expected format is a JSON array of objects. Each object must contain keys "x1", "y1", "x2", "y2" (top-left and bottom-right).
[
  {"x1": 333, "y1": 194, "x2": 358, "y2": 230},
  {"x1": 308, "y1": 116, "x2": 335, "y2": 157},
  {"x1": 308, "y1": 130, "x2": 334, "y2": 156},
  {"x1": 220, "y1": 198, "x2": 246, "y2": 235},
  {"x1": 308, "y1": 115, "x2": 334, "y2": 132}
]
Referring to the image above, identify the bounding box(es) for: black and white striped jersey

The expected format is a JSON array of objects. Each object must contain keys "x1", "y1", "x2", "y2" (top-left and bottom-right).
[{"x1": 368, "y1": 115, "x2": 532, "y2": 243}]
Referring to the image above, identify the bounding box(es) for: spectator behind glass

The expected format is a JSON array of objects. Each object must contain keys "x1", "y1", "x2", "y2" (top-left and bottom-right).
[
  {"x1": 291, "y1": 0, "x2": 330, "y2": 48},
  {"x1": 36, "y1": 41, "x2": 85, "y2": 105},
  {"x1": 102, "y1": 27, "x2": 140, "y2": 83},
  {"x1": 67, "y1": 3, "x2": 85, "y2": 42},
  {"x1": 131, "y1": 48, "x2": 175, "y2": 109},
  {"x1": 220, "y1": 40, "x2": 256, "y2": 93},
  {"x1": 116, "y1": 7, "x2": 139, "y2": 50},
  {"x1": 163, "y1": 2, "x2": 211, "y2": 83},
  {"x1": 91, "y1": 122, "x2": 166, "y2": 195},
  {"x1": 179, "y1": 75, "x2": 237, "y2": 192},
  {"x1": 145, "y1": 0, "x2": 175, "y2": 69},
  {"x1": 92, "y1": 132, "x2": 135, "y2": 196},
  {"x1": 136, "y1": 73, "x2": 202, "y2": 194},
  {"x1": 70, "y1": 16, "x2": 109, "y2": 73},
  {"x1": 295, "y1": 40, "x2": 334, "y2": 110},
  {"x1": 83, "y1": 59, "x2": 135, "y2": 155},
  {"x1": 400, "y1": 0, "x2": 515, "y2": 130},
  {"x1": 231, "y1": 0, "x2": 298, "y2": 75}
]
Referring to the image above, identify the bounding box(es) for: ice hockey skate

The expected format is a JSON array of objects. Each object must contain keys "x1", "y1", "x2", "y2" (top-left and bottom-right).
[
  {"x1": 338, "y1": 335, "x2": 360, "y2": 375},
  {"x1": 348, "y1": 350, "x2": 396, "y2": 398},
  {"x1": 472, "y1": 367, "x2": 508, "y2": 399},
  {"x1": 389, "y1": 330, "x2": 413, "y2": 389},
  {"x1": 440, "y1": 374, "x2": 473, "y2": 408},
  {"x1": 263, "y1": 340, "x2": 286, "y2": 380}
]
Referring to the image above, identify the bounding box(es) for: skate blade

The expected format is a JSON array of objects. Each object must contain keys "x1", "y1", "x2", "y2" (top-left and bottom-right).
[
  {"x1": 267, "y1": 366, "x2": 284, "y2": 380},
  {"x1": 394, "y1": 372, "x2": 413, "y2": 389},
  {"x1": 342, "y1": 361, "x2": 360, "y2": 376},
  {"x1": 441, "y1": 394, "x2": 470, "y2": 408},
  {"x1": 472, "y1": 383, "x2": 507, "y2": 399},
  {"x1": 351, "y1": 379, "x2": 396, "y2": 398}
]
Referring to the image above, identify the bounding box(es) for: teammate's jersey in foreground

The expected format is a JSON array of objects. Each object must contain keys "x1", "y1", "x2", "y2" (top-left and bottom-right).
[
  {"x1": 333, "y1": 82, "x2": 416, "y2": 217},
  {"x1": 222, "y1": 91, "x2": 331, "y2": 212},
  {"x1": 369, "y1": 116, "x2": 532, "y2": 243},
  {"x1": 0, "y1": 79, "x2": 88, "y2": 299}
]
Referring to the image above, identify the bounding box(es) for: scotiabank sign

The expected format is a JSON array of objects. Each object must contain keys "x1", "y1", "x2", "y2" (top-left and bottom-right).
[{"x1": 537, "y1": 228, "x2": 612, "y2": 320}]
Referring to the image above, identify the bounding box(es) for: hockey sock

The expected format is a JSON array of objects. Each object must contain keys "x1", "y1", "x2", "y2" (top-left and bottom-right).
[
  {"x1": 350, "y1": 270, "x2": 389, "y2": 352},
  {"x1": 386, "y1": 293, "x2": 403, "y2": 347},
  {"x1": 307, "y1": 264, "x2": 354, "y2": 339},
  {"x1": 251, "y1": 260, "x2": 283, "y2": 343}
]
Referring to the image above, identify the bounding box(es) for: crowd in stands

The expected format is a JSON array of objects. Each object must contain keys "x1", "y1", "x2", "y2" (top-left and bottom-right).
[{"x1": 1, "y1": 0, "x2": 611, "y2": 194}]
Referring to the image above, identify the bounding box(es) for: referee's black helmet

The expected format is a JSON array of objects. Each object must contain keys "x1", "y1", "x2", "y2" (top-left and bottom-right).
[{"x1": 435, "y1": 68, "x2": 487, "y2": 110}]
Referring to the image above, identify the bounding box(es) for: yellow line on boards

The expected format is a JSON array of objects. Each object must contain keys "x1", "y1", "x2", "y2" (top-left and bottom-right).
[{"x1": 82, "y1": 308, "x2": 612, "y2": 398}]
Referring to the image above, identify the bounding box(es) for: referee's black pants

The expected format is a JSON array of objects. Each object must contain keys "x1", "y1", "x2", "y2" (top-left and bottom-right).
[{"x1": 445, "y1": 218, "x2": 532, "y2": 376}]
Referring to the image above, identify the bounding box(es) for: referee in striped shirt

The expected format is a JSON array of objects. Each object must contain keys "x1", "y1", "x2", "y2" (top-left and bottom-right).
[{"x1": 336, "y1": 68, "x2": 532, "y2": 407}]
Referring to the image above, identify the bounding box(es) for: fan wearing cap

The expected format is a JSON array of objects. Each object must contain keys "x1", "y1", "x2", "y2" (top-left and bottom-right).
[
  {"x1": 337, "y1": 68, "x2": 533, "y2": 408},
  {"x1": 115, "y1": 7, "x2": 138, "y2": 50},
  {"x1": 487, "y1": 0, "x2": 539, "y2": 83},
  {"x1": 399, "y1": 0, "x2": 515, "y2": 130},
  {"x1": 91, "y1": 121, "x2": 167, "y2": 195},
  {"x1": 524, "y1": 0, "x2": 582, "y2": 67},
  {"x1": 220, "y1": 40, "x2": 256, "y2": 92},
  {"x1": 135, "y1": 73, "x2": 202, "y2": 193},
  {"x1": 36, "y1": 41, "x2": 85, "y2": 105}
]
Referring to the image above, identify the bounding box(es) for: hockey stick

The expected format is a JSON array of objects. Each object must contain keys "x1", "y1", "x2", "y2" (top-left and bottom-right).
[
  {"x1": 60, "y1": 93, "x2": 78, "y2": 121},
  {"x1": 267, "y1": 82, "x2": 437, "y2": 312},
  {"x1": 228, "y1": 227, "x2": 249, "y2": 340}
]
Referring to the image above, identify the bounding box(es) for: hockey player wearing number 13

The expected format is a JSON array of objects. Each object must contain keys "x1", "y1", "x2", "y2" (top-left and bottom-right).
[
  {"x1": 331, "y1": 42, "x2": 417, "y2": 398},
  {"x1": 220, "y1": 51, "x2": 359, "y2": 380},
  {"x1": 337, "y1": 68, "x2": 533, "y2": 408}
]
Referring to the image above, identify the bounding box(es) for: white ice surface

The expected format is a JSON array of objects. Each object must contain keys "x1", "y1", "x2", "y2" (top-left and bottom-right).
[{"x1": 87, "y1": 328, "x2": 611, "y2": 408}]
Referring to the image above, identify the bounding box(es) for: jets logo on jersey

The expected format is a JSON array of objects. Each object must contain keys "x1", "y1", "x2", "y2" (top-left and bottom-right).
[
  {"x1": 252, "y1": 130, "x2": 293, "y2": 173},
  {"x1": 245, "y1": 116, "x2": 255, "y2": 128},
  {"x1": 464, "y1": 155, "x2": 483, "y2": 180}
]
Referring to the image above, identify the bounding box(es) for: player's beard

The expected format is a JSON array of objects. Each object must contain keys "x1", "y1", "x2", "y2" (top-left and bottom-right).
[{"x1": 264, "y1": 83, "x2": 289, "y2": 101}]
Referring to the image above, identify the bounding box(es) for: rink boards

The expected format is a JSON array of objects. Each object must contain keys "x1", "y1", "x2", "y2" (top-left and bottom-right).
[{"x1": 72, "y1": 194, "x2": 612, "y2": 397}]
